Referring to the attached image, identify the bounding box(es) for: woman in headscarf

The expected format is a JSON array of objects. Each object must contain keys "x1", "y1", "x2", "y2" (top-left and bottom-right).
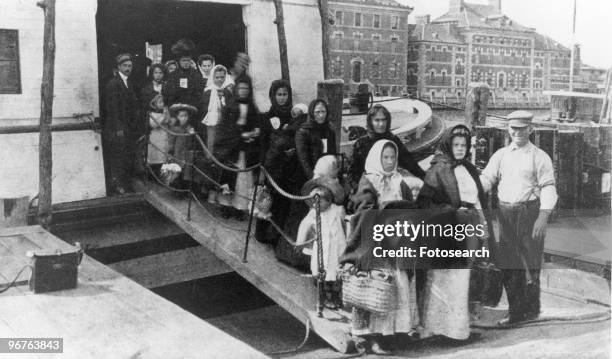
[
  {"x1": 255, "y1": 80, "x2": 296, "y2": 245},
  {"x1": 416, "y1": 124, "x2": 494, "y2": 341},
  {"x1": 295, "y1": 99, "x2": 337, "y2": 180},
  {"x1": 339, "y1": 139, "x2": 420, "y2": 355},
  {"x1": 199, "y1": 64, "x2": 230, "y2": 150},
  {"x1": 347, "y1": 104, "x2": 426, "y2": 192},
  {"x1": 260, "y1": 79, "x2": 293, "y2": 159},
  {"x1": 195, "y1": 64, "x2": 231, "y2": 200},
  {"x1": 213, "y1": 74, "x2": 261, "y2": 219}
]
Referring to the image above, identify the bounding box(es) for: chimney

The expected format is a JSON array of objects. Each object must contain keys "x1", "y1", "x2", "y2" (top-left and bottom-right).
[
  {"x1": 416, "y1": 15, "x2": 431, "y2": 25},
  {"x1": 488, "y1": 0, "x2": 502, "y2": 12},
  {"x1": 449, "y1": 0, "x2": 464, "y2": 13}
]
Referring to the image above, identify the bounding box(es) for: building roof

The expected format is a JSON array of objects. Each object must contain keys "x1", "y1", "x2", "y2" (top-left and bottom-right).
[
  {"x1": 330, "y1": 0, "x2": 412, "y2": 10},
  {"x1": 409, "y1": 23, "x2": 464, "y2": 44},
  {"x1": 433, "y1": 2, "x2": 533, "y2": 32},
  {"x1": 532, "y1": 32, "x2": 569, "y2": 52}
]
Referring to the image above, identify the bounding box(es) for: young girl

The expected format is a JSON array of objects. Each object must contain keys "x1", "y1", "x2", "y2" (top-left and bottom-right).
[
  {"x1": 168, "y1": 103, "x2": 196, "y2": 189},
  {"x1": 312, "y1": 154, "x2": 346, "y2": 205},
  {"x1": 341, "y1": 139, "x2": 419, "y2": 355},
  {"x1": 214, "y1": 75, "x2": 260, "y2": 219},
  {"x1": 296, "y1": 183, "x2": 347, "y2": 309},
  {"x1": 146, "y1": 94, "x2": 171, "y2": 176}
]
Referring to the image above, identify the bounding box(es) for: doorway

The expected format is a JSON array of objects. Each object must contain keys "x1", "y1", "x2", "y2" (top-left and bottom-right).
[
  {"x1": 96, "y1": 0, "x2": 246, "y2": 110},
  {"x1": 95, "y1": 0, "x2": 245, "y2": 190}
]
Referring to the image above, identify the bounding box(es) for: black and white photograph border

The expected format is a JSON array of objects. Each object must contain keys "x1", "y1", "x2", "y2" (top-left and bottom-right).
[{"x1": 0, "y1": 0, "x2": 611, "y2": 358}]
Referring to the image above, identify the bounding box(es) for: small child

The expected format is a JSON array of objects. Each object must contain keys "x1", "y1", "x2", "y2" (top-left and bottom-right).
[
  {"x1": 168, "y1": 103, "x2": 196, "y2": 189},
  {"x1": 296, "y1": 182, "x2": 347, "y2": 309},
  {"x1": 313, "y1": 154, "x2": 346, "y2": 205},
  {"x1": 146, "y1": 94, "x2": 171, "y2": 176}
]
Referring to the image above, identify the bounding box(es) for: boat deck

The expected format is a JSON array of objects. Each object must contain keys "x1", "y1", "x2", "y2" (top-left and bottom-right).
[{"x1": 0, "y1": 225, "x2": 267, "y2": 359}]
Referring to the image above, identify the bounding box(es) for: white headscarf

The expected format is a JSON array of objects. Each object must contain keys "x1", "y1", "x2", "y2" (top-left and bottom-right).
[
  {"x1": 202, "y1": 64, "x2": 228, "y2": 127},
  {"x1": 364, "y1": 139, "x2": 404, "y2": 207},
  {"x1": 313, "y1": 155, "x2": 338, "y2": 179}
]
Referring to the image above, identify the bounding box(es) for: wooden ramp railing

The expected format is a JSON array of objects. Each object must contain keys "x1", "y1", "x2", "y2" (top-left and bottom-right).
[{"x1": 138, "y1": 182, "x2": 355, "y2": 353}]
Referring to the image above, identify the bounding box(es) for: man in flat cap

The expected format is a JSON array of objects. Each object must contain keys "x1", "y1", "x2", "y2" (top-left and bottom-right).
[
  {"x1": 104, "y1": 53, "x2": 140, "y2": 195},
  {"x1": 480, "y1": 111, "x2": 558, "y2": 325}
]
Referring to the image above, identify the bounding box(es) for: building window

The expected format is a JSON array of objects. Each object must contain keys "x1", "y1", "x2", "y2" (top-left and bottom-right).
[
  {"x1": 355, "y1": 13, "x2": 362, "y2": 27},
  {"x1": 498, "y1": 73, "x2": 505, "y2": 88},
  {"x1": 372, "y1": 34, "x2": 381, "y2": 41},
  {"x1": 373, "y1": 14, "x2": 380, "y2": 28},
  {"x1": 534, "y1": 81, "x2": 541, "y2": 89},
  {"x1": 456, "y1": 79, "x2": 461, "y2": 87},
  {"x1": 372, "y1": 60, "x2": 380, "y2": 79},
  {"x1": 332, "y1": 57, "x2": 343, "y2": 77},
  {"x1": 441, "y1": 70, "x2": 447, "y2": 82},
  {"x1": 0, "y1": 29, "x2": 21, "y2": 94},
  {"x1": 390, "y1": 36, "x2": 399, "y2": 53},
  {"x1": 391, "y1": 15, "x2": 400, "y2": 30},
  {"x1": 430, "y1": 70, "x2": 435, "y2": 78},
  {"x1": 335, "y1": 11, "x2": 343, "y2": 26},
  {"x1": 389, "y1": 61, "x2": 399, "y2": 78},
  {"x1": 353, "y1": 32, "x2": 362, "y2": 51},
  {"x1": 333, "y1": 31, "x2": 343, "y2": 49},
  {"x1": 351, "y1": 59, "x2": 362, "y2": 82}
]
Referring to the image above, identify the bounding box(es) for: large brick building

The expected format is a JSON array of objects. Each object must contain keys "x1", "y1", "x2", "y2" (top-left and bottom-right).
[
  {"x1": 407, "y1": 0, "x2": 583, "y2": 101},
  {"x1": 328, "y1": 0, "x2": 413, "y2": 96}
]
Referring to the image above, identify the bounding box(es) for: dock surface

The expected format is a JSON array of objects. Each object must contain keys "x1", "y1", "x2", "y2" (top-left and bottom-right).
[{"x1": 0, "y1": 225, "x2": 267, "y2": 359}]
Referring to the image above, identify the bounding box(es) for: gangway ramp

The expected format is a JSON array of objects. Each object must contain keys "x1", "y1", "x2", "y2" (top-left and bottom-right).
[{"x1": 140, "y1": 183, "x2": 356, "y2": 353}]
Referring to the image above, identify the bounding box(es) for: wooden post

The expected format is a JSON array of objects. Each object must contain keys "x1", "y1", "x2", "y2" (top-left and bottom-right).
[
  {"x1": 465, "y1": 82, "x2": 490, "y2": 131},
  {"x1": 273, "y1": 0, "x2": 290, "y2": 82},
  {"x1": 317, "y1": 80, "x2": 344, "y2": 152},
  {"x1": 317, "y1": 0, "x2": 331, "y2": 78},
  {"x1": 37, "y1": 0, "x2": 56, "y2": 228}
]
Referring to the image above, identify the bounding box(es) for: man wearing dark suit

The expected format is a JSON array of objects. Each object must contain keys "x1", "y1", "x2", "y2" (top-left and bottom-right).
[{"x1": 104, "y1": 53, "x2": 140, "y2": 195}]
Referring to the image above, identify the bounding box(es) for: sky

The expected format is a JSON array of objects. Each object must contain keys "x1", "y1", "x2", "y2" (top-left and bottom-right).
[{"x1": 398, "y1": 0, "x2": 612, "y2": 69}]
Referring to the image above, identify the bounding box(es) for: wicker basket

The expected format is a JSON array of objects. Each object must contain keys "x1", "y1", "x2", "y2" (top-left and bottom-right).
[{"x1": 341, "y1": 269, "x2": 398, "y2": 313}]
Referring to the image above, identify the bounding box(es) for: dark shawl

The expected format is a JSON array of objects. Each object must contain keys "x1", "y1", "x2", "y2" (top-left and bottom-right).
[
  {"x1": 294, "y1": 99, "x2": 337, "y2": 179},
  {"x1": 416, "y1": 124, "x2": 496, "y2": 268},
  {"x1": 214, "y1": 75, "x2": 261, "y2": 166},
  {"x1": 260, "y1": 79, "x2": 293, "y2": 162}
]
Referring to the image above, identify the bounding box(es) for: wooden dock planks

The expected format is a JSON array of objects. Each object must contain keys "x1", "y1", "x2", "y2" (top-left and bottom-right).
[
  {"x1": 0, "y1": 226, "x2": 267, "y2": 359},
  {"x1": 140, "y1": 184, "x2": 355, "y2": 353}
]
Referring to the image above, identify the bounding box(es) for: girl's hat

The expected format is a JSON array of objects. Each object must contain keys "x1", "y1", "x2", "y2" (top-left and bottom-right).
[
  {"x1": 292, "y1": 103, "x2": 308, "y2": 114},
  {"x1": 169, "y1": 103, "x2": 197, "y2": 117}
]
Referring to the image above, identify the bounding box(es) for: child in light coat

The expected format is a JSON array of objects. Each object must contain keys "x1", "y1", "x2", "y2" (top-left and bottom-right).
[
  {"x1": 168, "y1": 103, "x2": 196, "y2": 189},
  {"x1": 296, "y1": 183, "x2": 347, "y2": 309},
  {"x1": 147, "y1": 94, "x2": 171, "y2": 176}
]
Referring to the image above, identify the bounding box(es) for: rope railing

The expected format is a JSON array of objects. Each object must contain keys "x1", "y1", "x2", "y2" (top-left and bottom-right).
[{"x1": 141, "y1": 119, "x2": 328, "y2": 314}]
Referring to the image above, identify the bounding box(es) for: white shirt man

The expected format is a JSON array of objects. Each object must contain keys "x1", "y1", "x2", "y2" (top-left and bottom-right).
[{"x1": 480, "y1": 111, "x2": 558, "y2": 325}]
